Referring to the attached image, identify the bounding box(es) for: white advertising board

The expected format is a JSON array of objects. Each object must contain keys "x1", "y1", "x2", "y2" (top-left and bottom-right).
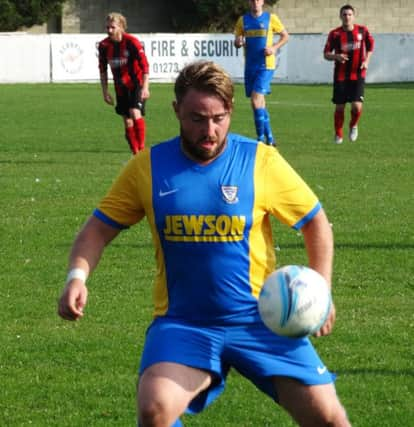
[
  {"x1": 50, "y1": 33, "x2": 288, "y2": 83},
  {"x1": 50, "y1": 34, "x2": 101, "y2": 82},
  {"x1": 1, "y1": 33, "x2": 413, "y2": 84},
  {"x1": 0, "y1": 34, "x2": 50, "y2": 83}
]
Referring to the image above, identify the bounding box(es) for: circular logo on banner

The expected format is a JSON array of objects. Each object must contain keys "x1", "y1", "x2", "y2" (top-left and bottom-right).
[{"x1": 59, "y1": 42, "x2": 84, "y2": 74}]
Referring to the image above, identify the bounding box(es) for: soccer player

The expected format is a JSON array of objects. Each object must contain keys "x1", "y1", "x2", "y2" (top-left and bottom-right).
[
  {"x1": 98, "y1": 12, "x2": 150, "y2": 154},
  {"x1": 324, "y1": 4, "x2": 374, "y2": 144},
  {"x1": 58, "y1": 60, "x2": 351, "y2": 427},
  {"x1": 234, "y1": 0, "x2": 289, "y2": 146}
]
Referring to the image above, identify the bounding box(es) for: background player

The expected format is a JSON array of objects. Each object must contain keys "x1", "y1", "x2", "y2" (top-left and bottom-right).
[
  {"x1": 324, "y1": 4, "x2": 374, "y2": 144},
  {"x1": 98, "y1": 12, "x2": 150, "y2": 154},
  {"x1": 58, "y1": 60, "x2": 350, "y2": 426},
  {"x1": 234, "y1": 0, "x2": 289, "y2": 146}
]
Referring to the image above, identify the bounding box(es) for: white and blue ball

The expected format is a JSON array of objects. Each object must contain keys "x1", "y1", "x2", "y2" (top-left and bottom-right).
[{"x1": 258, "y1": 265, "x2": 332, "y2": 338}]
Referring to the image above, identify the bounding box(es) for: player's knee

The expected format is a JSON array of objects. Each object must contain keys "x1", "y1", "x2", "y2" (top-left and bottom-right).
[
  {"x1": 138, "y1": 389, "x2": 183, "y2": 427},
  {"x1": 124, "y1": 117, "x2": 134, "y2": 128},
  {"x1": 138, "y1": 398, "x2": 171, "y2": 426},
  {"x1": 309, "y1": 403, "x2": 350, "y2": 427}
]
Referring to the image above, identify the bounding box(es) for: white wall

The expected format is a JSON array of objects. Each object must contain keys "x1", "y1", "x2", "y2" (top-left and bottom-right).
[
  {"x1": 286, "y1": 33, "x2": 414, "y2": 84},
  {"x1": 0, "y1": 34, "x2": 51, "y2": 83},
  {"x1": 1, "y1": 33, "x2": 413, "y2": 84}
]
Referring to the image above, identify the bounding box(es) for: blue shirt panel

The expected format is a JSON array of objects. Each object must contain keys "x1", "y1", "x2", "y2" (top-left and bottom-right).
[
  {"x1": 243, "y1": 12, "x2": 270, "y2": 71},
  {"x1": 150, "y1": 134, "x2": 259, "y2": 324}
]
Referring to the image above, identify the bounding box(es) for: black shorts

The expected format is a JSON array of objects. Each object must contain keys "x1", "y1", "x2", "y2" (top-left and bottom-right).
[
  {"x1": 332, "y1": 79, "x2": 365, "y2": 104},
  {"x1": 115, "y1": 86, "x2": 146, "y2": 117}
]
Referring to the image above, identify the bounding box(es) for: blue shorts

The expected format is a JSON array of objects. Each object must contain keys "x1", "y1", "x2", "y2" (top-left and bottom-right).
[
  {"x1": 139, "y1": 317, "x2": 335, "y2": 414},
  {"x1": 244, "y1": 69, "x2": 274, "y2": 97}
]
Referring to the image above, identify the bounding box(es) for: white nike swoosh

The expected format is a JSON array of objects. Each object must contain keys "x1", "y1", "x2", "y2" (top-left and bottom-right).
[
  {"x1": 159, "y1": 189, "x2": 178, "y2": 197},
  {"x1": 317, "y1": 366, "x2": 327, "y2": 375}
]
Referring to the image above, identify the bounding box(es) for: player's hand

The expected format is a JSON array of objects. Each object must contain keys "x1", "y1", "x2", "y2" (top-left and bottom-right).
[
  {"x1": 336, "y1": 53, "x2": 349, "y2": 63},
  {"x1": 264, "y1": 46, "x2": 275, "y2": 56},
  {"x1": 361, "y1": 61, "x2": 369, "y2": 70},
  {"x1": 313, "y1": 303, "x2": 336, "y2": 337},
  {"x1": 58, "y1": 280, "x2": 88, "y2": 321},
  {"x1": 235, "y1": 36, "x2": 245, "y2": 48},
  {"x1": 103, "y1": 93, "x2": 114, "y2": 105},
  {"x1": 141, "y1": 88, "x2": 150, "y2": 100}
]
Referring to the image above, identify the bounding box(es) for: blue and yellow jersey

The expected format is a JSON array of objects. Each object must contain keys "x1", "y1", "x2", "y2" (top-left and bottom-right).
[
  {"x1": 95, "y1": 134, "x2": 320, "y2": 324},
  {"x1": 234, "y1": 12, "x2": 285, "y2": 70}
]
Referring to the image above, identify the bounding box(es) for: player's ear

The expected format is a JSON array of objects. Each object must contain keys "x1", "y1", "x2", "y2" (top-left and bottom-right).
[{"x1": 172, "y1": 100, "x2": 179, "y2": 116}]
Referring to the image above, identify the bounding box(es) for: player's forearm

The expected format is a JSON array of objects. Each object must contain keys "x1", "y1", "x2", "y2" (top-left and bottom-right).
[
  {"x1": 364, "y1": 51, "x2": 373, "y2": 65},
  {"x1": 142, "y1": 73, "x2": 150, "y2": 91},
  {"x1": 301, "y1": 209, "x2": 334, "y2": 287},
  {"x1": 324, "y1": 52, "x2": 337, "y2": 61},
  {"x1": 67, "y1": 216, "x2": 120, "y2": 276},
  {"x1": 68, "y1": 232, "x2": 104, "y2": 278},
  {"x1": 273, "y1": 30, "x2": 289, "y2": 50},
  {"x1": 100, "y1": 72, "x2": 109, "y2": 94}
]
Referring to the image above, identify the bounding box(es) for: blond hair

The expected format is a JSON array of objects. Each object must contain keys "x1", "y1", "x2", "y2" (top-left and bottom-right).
[
  {"x1": 106, "y1": 12, "x2": 127, "y2": 31},
  {"x1": 174, "y1": 61, "x2": 234, "y2": 111}
]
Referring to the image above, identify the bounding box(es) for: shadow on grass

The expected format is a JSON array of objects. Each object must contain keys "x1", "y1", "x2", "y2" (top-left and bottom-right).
[
  {"x1": 335, "y1": 368, "x2": 414, "y2": 377},
  {"x1": 56, "y1": 242, "x2": 153, "y2": 249},
  {"x1": 367, "y1": 82, "x2": 414, "y2": 90},
  {"x1": 0, "y1": 160, "x2": 59, "y2": 164},
  {"x1": 0, "y1": 149, "x2": 127, "y2": 162},
  {"x1": 110, "y1": 242, "x2": 153, "y2": 249},
  {"x1": 278, "y1": 242, "x2": 414, "y2": 250}
]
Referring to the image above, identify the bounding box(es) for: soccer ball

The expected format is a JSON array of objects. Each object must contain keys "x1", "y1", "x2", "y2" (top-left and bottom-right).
[{"x1": 258, "y1": 265, "x2": 332, "y2": 338}]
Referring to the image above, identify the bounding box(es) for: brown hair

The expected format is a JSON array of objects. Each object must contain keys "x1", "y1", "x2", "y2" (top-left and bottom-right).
[
  {"x1": 106, "y1": 12, "x2": 127, "y2": 31},
  {"x1": 174, "y1": 61, "x2": 234, "y2": 111},
  {"x1": 340, "y1": 4, "x2": 355, "y2": 15}
]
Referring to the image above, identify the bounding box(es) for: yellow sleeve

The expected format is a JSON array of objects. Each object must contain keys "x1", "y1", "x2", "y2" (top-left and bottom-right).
[
  {"x1": 271, "y1": 14, "x2": 285, "y2": 34},
  {"x1": 97, "y1": 150, "x2": 152, "y2": 226},
  {"x1": 255, "y1": 144, "x2": 319, "y2": 228},
  {"x1": 234, "y1": 16, "x2": 244, "y2": 36}
]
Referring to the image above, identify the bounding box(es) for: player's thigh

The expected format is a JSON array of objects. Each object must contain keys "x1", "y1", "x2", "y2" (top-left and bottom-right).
[
  {"x1": 272, "y1": 376, "x2": 347, "y2": 425},
  {"x1": 138, "y1": 362, "x2": 213, "y2": 415}
]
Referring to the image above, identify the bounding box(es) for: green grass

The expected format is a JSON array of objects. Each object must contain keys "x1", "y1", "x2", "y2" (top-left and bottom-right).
[{"x1": 0, "y1": 82, "x2": 413, "y2": 426}]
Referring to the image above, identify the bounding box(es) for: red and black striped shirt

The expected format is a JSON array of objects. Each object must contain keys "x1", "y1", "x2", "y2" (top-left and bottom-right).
[
  {"x1": 324, "y1": 24, "x2": 374, "y2": 82},
  {"x1": 98, "y1": 33, "x2": 149, "y2": 95}
]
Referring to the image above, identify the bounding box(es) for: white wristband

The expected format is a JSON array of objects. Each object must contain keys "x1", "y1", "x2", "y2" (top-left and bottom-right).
[{"x1": 66, "y1": 268, "x2": 87, "y2": 285}]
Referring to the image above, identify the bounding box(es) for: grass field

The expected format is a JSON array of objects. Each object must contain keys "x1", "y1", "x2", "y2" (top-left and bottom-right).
[{"x1": 1, "y1": 81, "x2": 413, "y2": 426}]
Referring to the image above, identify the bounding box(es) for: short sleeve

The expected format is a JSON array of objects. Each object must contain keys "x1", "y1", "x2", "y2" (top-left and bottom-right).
[
  {"x1": 270, "y1": 14, "x2": 285, "y2": 34},
  {"x1": 97, "y1": 151, "x2": 151, "y2": 227},
  {"x1": 234, "y1": 16, "x2": 244, "y2": 36},
  {"x1": 255, "y1": 144, "x2": 320, "y2": 229}
]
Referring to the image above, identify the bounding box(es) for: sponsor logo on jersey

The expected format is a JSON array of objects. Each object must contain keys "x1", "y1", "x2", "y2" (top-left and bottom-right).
[
  {"x1": 343, "y1": 41, "x2": 361, "y2": 52},
  {"x1": 163, "y1": 214, "x2": 246, "y2": 242},
  {"x1": 109, "y1": 57, "x2": 128, "y2": 68},
  {"x1": 246, "y1": 29, "x2": 267, "y2": 37}
]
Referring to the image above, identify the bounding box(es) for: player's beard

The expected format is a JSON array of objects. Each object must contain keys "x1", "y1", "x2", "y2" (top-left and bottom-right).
[{"x1": 180, "y1": 128, "x2": 227, "y2": 163}]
